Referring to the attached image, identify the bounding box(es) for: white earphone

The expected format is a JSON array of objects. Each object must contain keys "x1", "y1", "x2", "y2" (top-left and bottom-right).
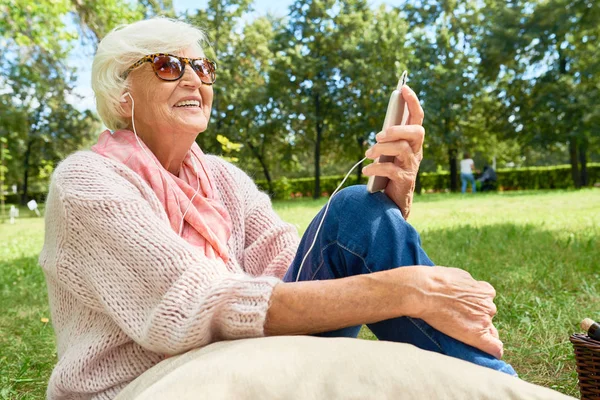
[{"x1": 120, "y1": 92, "x2": 130, "y2": 103}]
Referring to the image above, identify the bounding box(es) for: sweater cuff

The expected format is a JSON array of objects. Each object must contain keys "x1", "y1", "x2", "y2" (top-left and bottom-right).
[{"x1": 217, "y1": 275, "x2": 281, "y2": 339}]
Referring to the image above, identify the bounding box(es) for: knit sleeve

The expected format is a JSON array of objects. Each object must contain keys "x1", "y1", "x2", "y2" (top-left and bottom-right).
[
  {"x1": 217, "y1": 160, "x2": 300, "y2": 279},
  {"x1": 243, "y1": 185, "x2": 300, "y2": 279},
  {"x1": 48, "y1": 155, "x2": 280, "y2": 356}
]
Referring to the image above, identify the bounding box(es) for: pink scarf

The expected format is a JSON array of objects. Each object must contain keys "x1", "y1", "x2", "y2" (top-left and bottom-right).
[{"x1": 92, "y1": 129, "x2": 232, "y2": 262}]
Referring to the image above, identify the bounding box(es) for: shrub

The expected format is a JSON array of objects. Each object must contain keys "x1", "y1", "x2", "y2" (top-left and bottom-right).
[
  {"x1": 4, "y1": 192, "x2": 48, "y2": 205},
  {"x1": 257, "y1": 164, "x2": 600, "y2": 199}
]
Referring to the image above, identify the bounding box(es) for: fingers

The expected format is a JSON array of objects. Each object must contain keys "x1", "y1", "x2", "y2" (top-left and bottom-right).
[
  {"x1": 367, "y1": 126, "x2": 424, "y2": 161},
  {"x1": 490, "y1": 324, "x2": 500, "y2": 340},
  {"x1": 480, "y1": 281, "x2": 497, "y2": 298},
  {"x1": 402, "y1": 85, "x2": 424, "y2": 125},
  {"x1": 479, "y1": 334, "x2": 504, "y2": 359},
  {"x1": 488, "y1": 300, "x2": 498, "y2": 317},
  {"x1": 374, "y1": 124, "x2": 425, "y2": 153},
  {"x1": 362, "y1": 161, "x2": 416, "y2": 183},
  {"x1": 366, "y1": 140, "x2": 414, "y2": 161}
]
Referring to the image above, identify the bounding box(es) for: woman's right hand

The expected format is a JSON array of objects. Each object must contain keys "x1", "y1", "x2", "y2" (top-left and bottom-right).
[
  {"x1": 266, "y1": 265, "x2": 502, "y2": 360},
  {"x1": 407, "y1": 266, "x2": 503, "y2": 359}
]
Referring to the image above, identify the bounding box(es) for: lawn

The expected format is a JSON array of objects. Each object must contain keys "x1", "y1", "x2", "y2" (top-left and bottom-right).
[{"x1": 1, "y1": 189, "x2": 598, "y2": 398}]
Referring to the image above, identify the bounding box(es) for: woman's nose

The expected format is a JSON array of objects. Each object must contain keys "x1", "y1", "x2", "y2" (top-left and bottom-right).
[{"x1": 179, "y1": 64, "x2": 202, "y2": 88}]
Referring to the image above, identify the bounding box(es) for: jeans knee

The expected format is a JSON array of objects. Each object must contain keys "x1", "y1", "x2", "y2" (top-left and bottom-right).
[
  {"x1": 331, "y1": 185, "x2": 390, "y2": 212},
  {"x1": 331, "y1": 185, "x2": 365, "y2": 202},
  {"x1": 332, "y1": 185, "x2": 409, "y2": 229},
  {"x1": 320, "y1": 185, "x2": 431, "y2": 268}
]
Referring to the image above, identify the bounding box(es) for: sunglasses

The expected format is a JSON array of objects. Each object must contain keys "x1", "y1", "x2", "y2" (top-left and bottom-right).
[{"x1": 122, "y1": 53, "x2": 217, "y2": 85}]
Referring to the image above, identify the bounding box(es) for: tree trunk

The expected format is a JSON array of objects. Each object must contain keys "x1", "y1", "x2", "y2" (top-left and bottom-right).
[
  {"x1": 579, "y1": 138, "x2": 588, "y2": 187},
  {"x1": 356, "y1": 136, "x2": 367, "y2": 183},
  {"x1": 0, "y1": 139, "x2": 5, "y2": 220},
  {"x1": 448, "y1": 147, "x2": 458, "y2": 192},
  {"x1": 415, "y1": 171, "x2": 422, "y2": 195},
  {"x1": 247, "y1": 141, "x2": 274, "y2": 196},
  {"x1": 21, "y1": 139, "x2": 33, "y2": 206},
  {"x1": 568, "y1": 138, "x2": 581, "y2": 189},
  {"x1": 313, "y1": 93, "x2": 322, "y2": 199},
  {"x1": 356, "y1": 159, "x2": 363, "y2": 183},
  {"x1": 203, "y1": 3, "x2": 222, "y2": 153}
]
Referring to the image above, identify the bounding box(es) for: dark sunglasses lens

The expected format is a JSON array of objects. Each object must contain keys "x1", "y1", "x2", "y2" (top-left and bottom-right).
[
  {"x1": 191, "y1": 59, "x2": 216, "y2": 84},
  {"x1": 152, "y1": 55, "x2": 183, "y2": 81}
]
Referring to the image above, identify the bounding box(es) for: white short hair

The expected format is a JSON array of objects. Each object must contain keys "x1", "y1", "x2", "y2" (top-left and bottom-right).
[{"x1": 92, "y1": 17, "x2": 208, "y2": 130}]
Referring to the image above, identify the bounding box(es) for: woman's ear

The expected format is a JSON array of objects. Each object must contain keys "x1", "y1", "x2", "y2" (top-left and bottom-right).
[{"x1": 118, "y1": 92, "x2": 132, "y2": 119}]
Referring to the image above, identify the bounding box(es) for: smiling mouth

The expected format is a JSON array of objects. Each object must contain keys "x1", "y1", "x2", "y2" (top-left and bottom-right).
[{"x1": 174, "y1": 100, "x2": 201, "y2": 108}]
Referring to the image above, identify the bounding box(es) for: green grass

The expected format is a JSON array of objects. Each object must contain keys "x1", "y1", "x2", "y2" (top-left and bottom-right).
[
  {"x1": 1, "y1": 189, "x2": 599, "y2": 398},
  {"x1": 1, "y1": 217, "x2": 55, "y2": 399}
]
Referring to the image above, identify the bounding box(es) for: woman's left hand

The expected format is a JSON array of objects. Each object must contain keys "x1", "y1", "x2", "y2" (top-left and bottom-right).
[{"x1": 362, "y1": 85, "x2": 424, "y2": 219}]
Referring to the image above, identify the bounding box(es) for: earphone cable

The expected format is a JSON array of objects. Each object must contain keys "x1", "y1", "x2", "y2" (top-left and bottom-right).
[
  {"x1": 179, "y1": 154, "x2": 202, "y2": 235},
  {"x1": 295, "y1": 156, "x2": 369, "y2": 282}
]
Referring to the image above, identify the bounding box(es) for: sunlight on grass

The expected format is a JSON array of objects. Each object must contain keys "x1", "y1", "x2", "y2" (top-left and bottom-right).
[{"x1": 0, "y1": 189, "x2": 598, "y2": 398}]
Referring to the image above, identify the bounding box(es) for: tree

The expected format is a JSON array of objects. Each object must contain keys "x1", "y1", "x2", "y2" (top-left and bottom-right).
[
  {"x1": 0, "y1": 137, "x2": 10, "y2": 220},
  {"x1": 275, "y1": 0, "x2": 381, "y2": 198},
  {"x1": 222, "y1": 16, "x2": 290, "y2": 194},
  {"x1": 401, "y1": 0, "x2": 486, "y2": 191},
  {"x1": 0, "y1": 0, "x2": 146, "y2": 202},
  {"x1": 335, "y1": 4, "x2": 412, "y2": 182},
  {"x1": 70, "y1": 0, "x2": 151, "y2": 43},
  {"x1": 186, "y1": 0, "x2": 254, "y2": 153},
  {"x1": 478, "y1": 0, "x2": 600, "y2": 187}
]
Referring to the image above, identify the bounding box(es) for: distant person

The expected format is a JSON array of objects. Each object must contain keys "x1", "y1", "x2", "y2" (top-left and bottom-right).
[
  {"x1": 478, "y1": 165, "x2": 497, "y2": 192},
  {"x1": 460, "y1": 152, "x2": 476, "y2": 194},
  {"x1": 38, "y1": 18, "x2": 514, "y2": 399}
]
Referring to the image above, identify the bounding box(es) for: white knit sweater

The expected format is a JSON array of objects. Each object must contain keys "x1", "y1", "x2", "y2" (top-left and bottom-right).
[{"x1": 39, "y1": 151, "x2": 300, "y2": 399}]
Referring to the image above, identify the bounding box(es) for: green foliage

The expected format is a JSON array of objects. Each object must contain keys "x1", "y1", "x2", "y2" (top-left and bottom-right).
[
  {"x1": 4, "y1": 191, "x2": 47, "y2": 205},
  {"x1": 258, "y1": 164, "x2": 600, "y2": 199},
  {"x1": 400, "y1": 0, "x2": 487, "y2": 187},
  {"x1": 70, "y1": 0, "x2": 148, "y2": 41},
  {"x1": 476, "y1": 0, "x2": 600, "y2": 188},
  {"x1": 419, "y1": 164, "x2": 600, "y2": 192},
  {"x1": 494, "y1": 164, "x2": 600, "y2": 190},
  {"x1": 0, "y1": 0, "x2": 76, "y2": 53},
  {"x1": 257, "y1": 175, "x2": 363, "y2": 199},
  {"x1": 215, "y1": 134, "x2": 242, "y2": 163},
  {"x1": 3, "y1": 0, "x2": 599, "y2": 200},
  {"x1": 186, "y1": 0, "x2": 254, "y2": 154},
  {"x1": 0, "y1": 137, "x2": 9, "y2": 221},
  {"x1": 0, "y1": 0, "x2": 152, "y2": 204}
]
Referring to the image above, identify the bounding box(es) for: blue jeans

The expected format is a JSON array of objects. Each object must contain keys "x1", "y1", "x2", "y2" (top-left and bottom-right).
[
  {"x1": 461, "y1": 172, "x2": 476, "y2": 193},
  {"x1": 283, "y1": 185, "x2": 516, "y2": 376}
]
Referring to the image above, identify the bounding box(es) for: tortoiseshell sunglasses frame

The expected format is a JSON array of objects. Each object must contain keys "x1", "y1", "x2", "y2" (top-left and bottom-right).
[{"x1": 121, "y1": 53, "x2": 217, "y2": 85}]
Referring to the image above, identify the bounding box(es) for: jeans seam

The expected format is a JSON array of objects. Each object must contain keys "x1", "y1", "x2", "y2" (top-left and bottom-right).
[
  {"x1": 335, "y1": 242, "x2": 373, "y2": 273},
  {"x1": 408, "y1": 317, "x2": 444, "y2": 352},
  {"x1": 309, "y1": 241, "x2": 339, "y2": 280},
  {"x1": 309, "y1": 241, "x2": 373, "y2": 280}
]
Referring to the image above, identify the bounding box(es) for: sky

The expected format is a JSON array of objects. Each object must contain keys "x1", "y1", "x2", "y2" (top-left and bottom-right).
[
  {"x1": 68, "y1": 0, "x2": 393, "y2": 110},
  {"x1": 173, "y1": 0, "x2": 294, "y2": 17}
]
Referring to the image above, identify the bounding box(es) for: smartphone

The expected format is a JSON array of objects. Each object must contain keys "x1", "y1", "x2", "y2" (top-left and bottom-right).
[{"x1": 366, "y1": 74, "x2": 409, "y2": 193}]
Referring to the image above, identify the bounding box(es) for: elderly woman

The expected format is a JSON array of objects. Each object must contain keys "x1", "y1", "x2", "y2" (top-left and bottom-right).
[{"x1": 40, "y1": 17, "x2": 515, "y2": 399}]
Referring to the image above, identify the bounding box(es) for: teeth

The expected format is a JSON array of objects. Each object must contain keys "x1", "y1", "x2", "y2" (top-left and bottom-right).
[{"x1": 174, "y1": 100, "x2": 200, "y2": 107}]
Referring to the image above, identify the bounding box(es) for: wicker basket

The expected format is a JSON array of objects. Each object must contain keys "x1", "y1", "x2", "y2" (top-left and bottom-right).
[{"x1": 570, "y1": 333, "x2": 600, "y2": 399}]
